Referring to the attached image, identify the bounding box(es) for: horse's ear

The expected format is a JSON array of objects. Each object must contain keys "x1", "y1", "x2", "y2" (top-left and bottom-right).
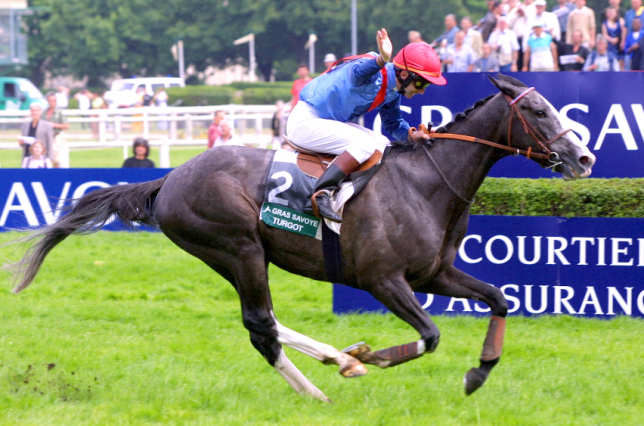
[{"x1": 488, "y1": 74, "x2": 520, "y2": 98}]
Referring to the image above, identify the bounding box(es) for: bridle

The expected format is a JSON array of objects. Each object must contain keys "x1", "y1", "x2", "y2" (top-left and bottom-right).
[
  {"x1": 428, "y1": 87, "x2": 571, "y2": 167},
  {"x1": 418, "y1": 87, "x2": 573, "y2": 204}
]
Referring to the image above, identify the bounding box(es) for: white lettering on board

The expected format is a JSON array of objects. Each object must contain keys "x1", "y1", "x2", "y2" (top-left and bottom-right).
[
  {"x1": 0, "y1": 182, "x2": 38, "y2": 227},
  {"x1": 559, "y1": 103, "x2": 591, "y2": 146},
  {"x1": 421, "y1": 106, "x2": 453, "y2": 129},
  {"x1": 578, "y1": 286, "x2": 604, "y2": 315},
  {"x1": 607, "y1": 287, "x2": 632, "y2": 315},
  {"x1": 630, "y1": 104, "x2": 644, "y2": 144},
  {"x1": 517, "y1": 236, "x2": 542, "y2": 265},
  {"x1": 553, "y1": 286, "x2": 577, "y2": 314},
  {"x1": 594, "y1": 104, "x2": 638, "y2": 150},
  {"x1": 31, "y1": 182, "x2": 72, "y2": 225},
  {"x1": 611, "y1": 238, "x2": 633, "y2": 266},
  {"x1": 458, "y1": 234, "x2": 483, "y2": 263},
  {"x1": 485, "y1": 235, "x2": 514, "y2": 264}
]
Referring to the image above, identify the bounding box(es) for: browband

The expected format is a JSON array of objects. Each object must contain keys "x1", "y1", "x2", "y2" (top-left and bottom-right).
[{"x1": 509, "y1": 87, "x2": 535, "y2": 106}]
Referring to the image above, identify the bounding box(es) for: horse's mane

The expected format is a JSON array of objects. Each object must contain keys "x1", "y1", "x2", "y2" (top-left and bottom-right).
[
  {"x1": 389, "y1": 95, "x2": 494, "y2": 152},
  {"x1": 390, "y1": 74, "x2": 528, "y2": 152},
  {"x1": 434, "y1": 94, "x2": 495, "y2": 135}
]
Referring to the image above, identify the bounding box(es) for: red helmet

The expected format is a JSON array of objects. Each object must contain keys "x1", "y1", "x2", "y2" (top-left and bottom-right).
[{"x1": 392, "y1": 43, "x2": 446, "y2": 86}]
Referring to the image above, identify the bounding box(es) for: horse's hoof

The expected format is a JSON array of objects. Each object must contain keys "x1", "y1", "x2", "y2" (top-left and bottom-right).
[
  {"x1": 340, "y1": 360, "x2": 368, "y2": 378},
  {"x1": 341, "y1": 342, "x2": 371, "y2": 358},
  {"x1": 464, "y1": 367, "x2": 488, "y2": 395}
]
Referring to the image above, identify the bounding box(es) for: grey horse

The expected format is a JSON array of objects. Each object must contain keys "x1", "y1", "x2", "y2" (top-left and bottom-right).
[{"x1": 6, "y1": 75, "x2": 595, "y2": 401}]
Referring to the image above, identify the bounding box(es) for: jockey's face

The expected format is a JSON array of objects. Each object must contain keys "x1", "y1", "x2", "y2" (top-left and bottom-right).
[{"x1": 397, "y1": 70, "x2": 428, "y2": 99}]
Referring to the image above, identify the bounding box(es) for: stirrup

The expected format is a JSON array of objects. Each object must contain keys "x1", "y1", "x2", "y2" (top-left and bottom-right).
[{"x1": 311, "y1": 190, "x2": 342, "y2": 223}]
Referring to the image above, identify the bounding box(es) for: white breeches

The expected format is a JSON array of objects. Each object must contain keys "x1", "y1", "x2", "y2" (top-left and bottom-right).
[{"x1": 286, "y1": 102, "x2": 389, "y2": 163}]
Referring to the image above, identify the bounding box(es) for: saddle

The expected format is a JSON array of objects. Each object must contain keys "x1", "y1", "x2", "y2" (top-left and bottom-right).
[{"x1": 283, "y1": 136, "x2": 382, "y2": 179}]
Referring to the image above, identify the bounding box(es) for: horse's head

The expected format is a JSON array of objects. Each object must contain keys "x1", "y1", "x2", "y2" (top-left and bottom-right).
[{"x1": 489, "y1": 75, "x2": 595, "y2": 180}]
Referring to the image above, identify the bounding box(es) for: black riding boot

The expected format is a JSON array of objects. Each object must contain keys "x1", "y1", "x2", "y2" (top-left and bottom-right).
[{"x1": 306, "y1": 151, "x2": 360, "y2": 223}]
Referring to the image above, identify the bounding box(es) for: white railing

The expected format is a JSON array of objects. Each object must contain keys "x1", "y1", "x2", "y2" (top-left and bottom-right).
[{"x1": 0, "y1": 104, "x2": 280, "y2": 167}]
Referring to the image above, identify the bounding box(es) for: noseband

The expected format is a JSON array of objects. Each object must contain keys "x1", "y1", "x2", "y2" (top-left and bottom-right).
[{"x1": 419, "y1": 87, "x2": 574, "y2": 204}]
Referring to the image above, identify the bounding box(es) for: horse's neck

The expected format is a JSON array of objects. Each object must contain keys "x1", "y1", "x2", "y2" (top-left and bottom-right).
[
  {"x1": 389, "y1": 95, "x2": 508, "y2": 208},
  {"x1": 432, "y1": 98, "x2": 509, "y2": 195}
]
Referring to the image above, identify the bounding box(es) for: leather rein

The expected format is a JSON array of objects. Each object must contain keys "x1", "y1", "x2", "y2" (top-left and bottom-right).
[{"x1": 417, "y1": 87, "x2": 573, "y2": 204}]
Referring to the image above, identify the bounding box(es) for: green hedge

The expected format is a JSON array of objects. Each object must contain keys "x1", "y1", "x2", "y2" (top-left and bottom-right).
[
  {"x1": 228, "y1": 81, "x2": 292, "y2": 90},
  {"x1": 472, "y1": 178, "x2": 644, "y2": 218},
  {"x1": 240, "y1": 87, "x2": 292, "y2": 104},
  {"x1": 165, "y1": 84, "x2": 292, "y2": 106},
  {"x1": 166, "y1": 86, "x2": 235, "y2": 106}
]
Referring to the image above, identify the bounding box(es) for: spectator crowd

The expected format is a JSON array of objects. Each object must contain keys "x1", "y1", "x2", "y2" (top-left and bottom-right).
[{"x1": 418, "y1": 0, "x2": 644, "y2": 71}]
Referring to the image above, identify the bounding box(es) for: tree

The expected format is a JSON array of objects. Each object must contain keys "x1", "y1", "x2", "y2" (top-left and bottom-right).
[{"x1": 22, "y1": 0, "x2": 484, "y2": 86}]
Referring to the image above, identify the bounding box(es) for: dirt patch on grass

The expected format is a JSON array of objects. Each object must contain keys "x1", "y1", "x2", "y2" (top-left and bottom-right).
[{"x1": 6, "y1": 363, "x2": 98, "y2": 402}]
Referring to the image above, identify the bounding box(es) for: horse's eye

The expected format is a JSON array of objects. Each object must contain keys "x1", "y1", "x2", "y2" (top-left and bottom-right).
[{"x1": 535, "y1": 110, "x2": 546, "y2": 118}]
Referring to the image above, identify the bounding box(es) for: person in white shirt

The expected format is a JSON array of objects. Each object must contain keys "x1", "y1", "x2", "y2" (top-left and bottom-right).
[
  {"x1": 523, "y1": 22, "x2": 560, "y2": 70},
  {"x1": 443, "y1": 31, "x2": 478, "y2": 72},
  {"x1": 55, "y1": 86, "x2": 69, "y2": 109},
  {"x1": 74, "y1": 89, "x2": 91, "y2": 130},
  {"x1": 213, "y1": 120, "x2": 243, "y2": 147},
  {"x1": 22, "y1": 140, "x2": 53, "y2": 169},
  {"x1": 525, "y1": 0, "x2": 562, "y2": 49},
  {"x1": 461, "y1": 17, "x2": 484, "y2": 57},
  {"x1": 583, "y1": 35, "x2": 621, "y2": 70},
  {"x1": 488, "y1": 17, "x2": 521, "y2": 71}
]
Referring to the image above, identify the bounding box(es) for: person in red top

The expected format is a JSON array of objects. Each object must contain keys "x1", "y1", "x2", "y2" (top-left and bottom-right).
[
  {"x1": 290, "y1": 64, "x2": 312, "y2": 108},
  {"x1": 207, "y1": 110, "x2": 226, "y2": 149}
]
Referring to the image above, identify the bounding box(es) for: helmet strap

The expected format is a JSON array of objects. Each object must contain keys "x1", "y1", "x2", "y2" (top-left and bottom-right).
[
  {"x1": 395, "y1": 70, "x2": 413, "y2": 95},
  {"x1": 396, "y1": 46, "x2": 415, "y2": 94}
]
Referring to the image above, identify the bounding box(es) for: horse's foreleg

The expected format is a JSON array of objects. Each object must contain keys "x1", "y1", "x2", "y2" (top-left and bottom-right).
[
  {"x1": 349, "y1": 276, "x2": 441, "y2": 369},
  {"x1": 417, "y1": 266, "x2": 508, "y2": 395},
  {"x1": 273, "y1": 316, "x2": 368, "y2": 378}
]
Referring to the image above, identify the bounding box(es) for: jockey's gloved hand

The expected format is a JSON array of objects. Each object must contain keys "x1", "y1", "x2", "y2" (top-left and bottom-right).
[{"x1": 407, "y1": 127, "x2": 430, "y2": 144}]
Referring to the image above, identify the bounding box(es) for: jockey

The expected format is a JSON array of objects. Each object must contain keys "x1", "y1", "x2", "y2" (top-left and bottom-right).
[{"x1": 287, "y1": 28, "x2": 446, "y2": 223}]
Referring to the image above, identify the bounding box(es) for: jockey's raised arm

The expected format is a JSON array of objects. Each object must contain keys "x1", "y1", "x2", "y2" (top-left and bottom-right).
[{"x1": 286, "y1": 28, "x2": 447, "y2": 223}]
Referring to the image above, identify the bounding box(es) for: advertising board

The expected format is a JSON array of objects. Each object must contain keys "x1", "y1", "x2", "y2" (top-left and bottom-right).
[
  {"x1": 0, "y1": 169, "x2": 170, "y2": 230},
  {"x1": 364, "y1": 72, "x2": 644, "y2": 178},
  {"x1": 334, "y1": 215, "x2": 644, "y2": 318}
]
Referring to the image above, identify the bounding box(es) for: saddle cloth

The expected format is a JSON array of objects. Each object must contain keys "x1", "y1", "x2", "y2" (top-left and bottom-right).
[{"x1": 260, "y1": 148, "x2": 382, "y2": 238}]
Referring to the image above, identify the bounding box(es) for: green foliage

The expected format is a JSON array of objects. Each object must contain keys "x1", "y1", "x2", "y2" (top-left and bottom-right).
[
  {"x1": 166, "y1": 84, "x2": 290, "y2": 105},
  {"x1": 67, "y1": 98, "x2": 79, "y2": 109},
  {"x1": 24, "y1": 0, "x2": 480, "y2": 86},
  {"x1": 472, "y1": 178, "x2": 644, "y2": 218},
  {"x1": 227, "y1": 81, "x2": 293, "y2": 90},
  {"x1": 240, "y1": 87, "x2": 292, "y2": 105},
  {"x1": 272, "y1": 59, "x2": 302, "y2": 81},
  {"x1": 0, "y1": 231, "x2": 642, "y2": 424},
  {"x1": 166, "y1": 86, "x2": 235, "y2": 106}
]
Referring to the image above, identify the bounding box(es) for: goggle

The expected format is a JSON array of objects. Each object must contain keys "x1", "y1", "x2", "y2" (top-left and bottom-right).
[{"x1": 411, "y1": 73, "x2": 431, "y2": 89}]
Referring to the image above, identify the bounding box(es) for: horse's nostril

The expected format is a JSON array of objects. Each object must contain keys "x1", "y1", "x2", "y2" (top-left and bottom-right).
[{"x1": 579, "y1": 156, "x2": 590, "y2": 166}]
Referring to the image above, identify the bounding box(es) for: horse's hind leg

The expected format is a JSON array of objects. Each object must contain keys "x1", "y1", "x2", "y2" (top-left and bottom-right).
[
  {"x1": 161, "y1": 231, "x2": 331, "y2": 402},
  {"x1": 417, "y1": 265, "x2": 508, "y2": 395},
  {"x1": 216, "y1": 253, "x2": 332, "y2": 402},
  {"x1": 273, "y1": 318, "x2": 368, "y2": 378}
]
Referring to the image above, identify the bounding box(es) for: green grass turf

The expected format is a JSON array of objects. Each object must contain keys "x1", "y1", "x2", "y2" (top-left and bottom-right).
[
  {"x1": 0, "y1": 147, "x2": 205, "y2": 169},
  {"x1": 0, "y1": 231, "x2": 642, "y2": 425}
]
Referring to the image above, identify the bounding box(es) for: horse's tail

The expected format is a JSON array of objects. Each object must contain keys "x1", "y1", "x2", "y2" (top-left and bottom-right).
[{"x1": 5, "y1": 176, "x2": 169, "y2": 294}]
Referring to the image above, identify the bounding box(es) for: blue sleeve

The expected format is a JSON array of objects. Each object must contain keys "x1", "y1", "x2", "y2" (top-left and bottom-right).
[
  {"x1": 379, "y1": 96, "x2": 411, "y2": 142},
  {"x1": 350, "y1": 57, "x2": 384, "y2": 87}
]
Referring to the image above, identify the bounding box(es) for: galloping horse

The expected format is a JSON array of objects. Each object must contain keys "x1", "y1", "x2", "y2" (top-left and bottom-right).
[{"x1": 7, "y1": 75, "x2": 595, "y2": 401}]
